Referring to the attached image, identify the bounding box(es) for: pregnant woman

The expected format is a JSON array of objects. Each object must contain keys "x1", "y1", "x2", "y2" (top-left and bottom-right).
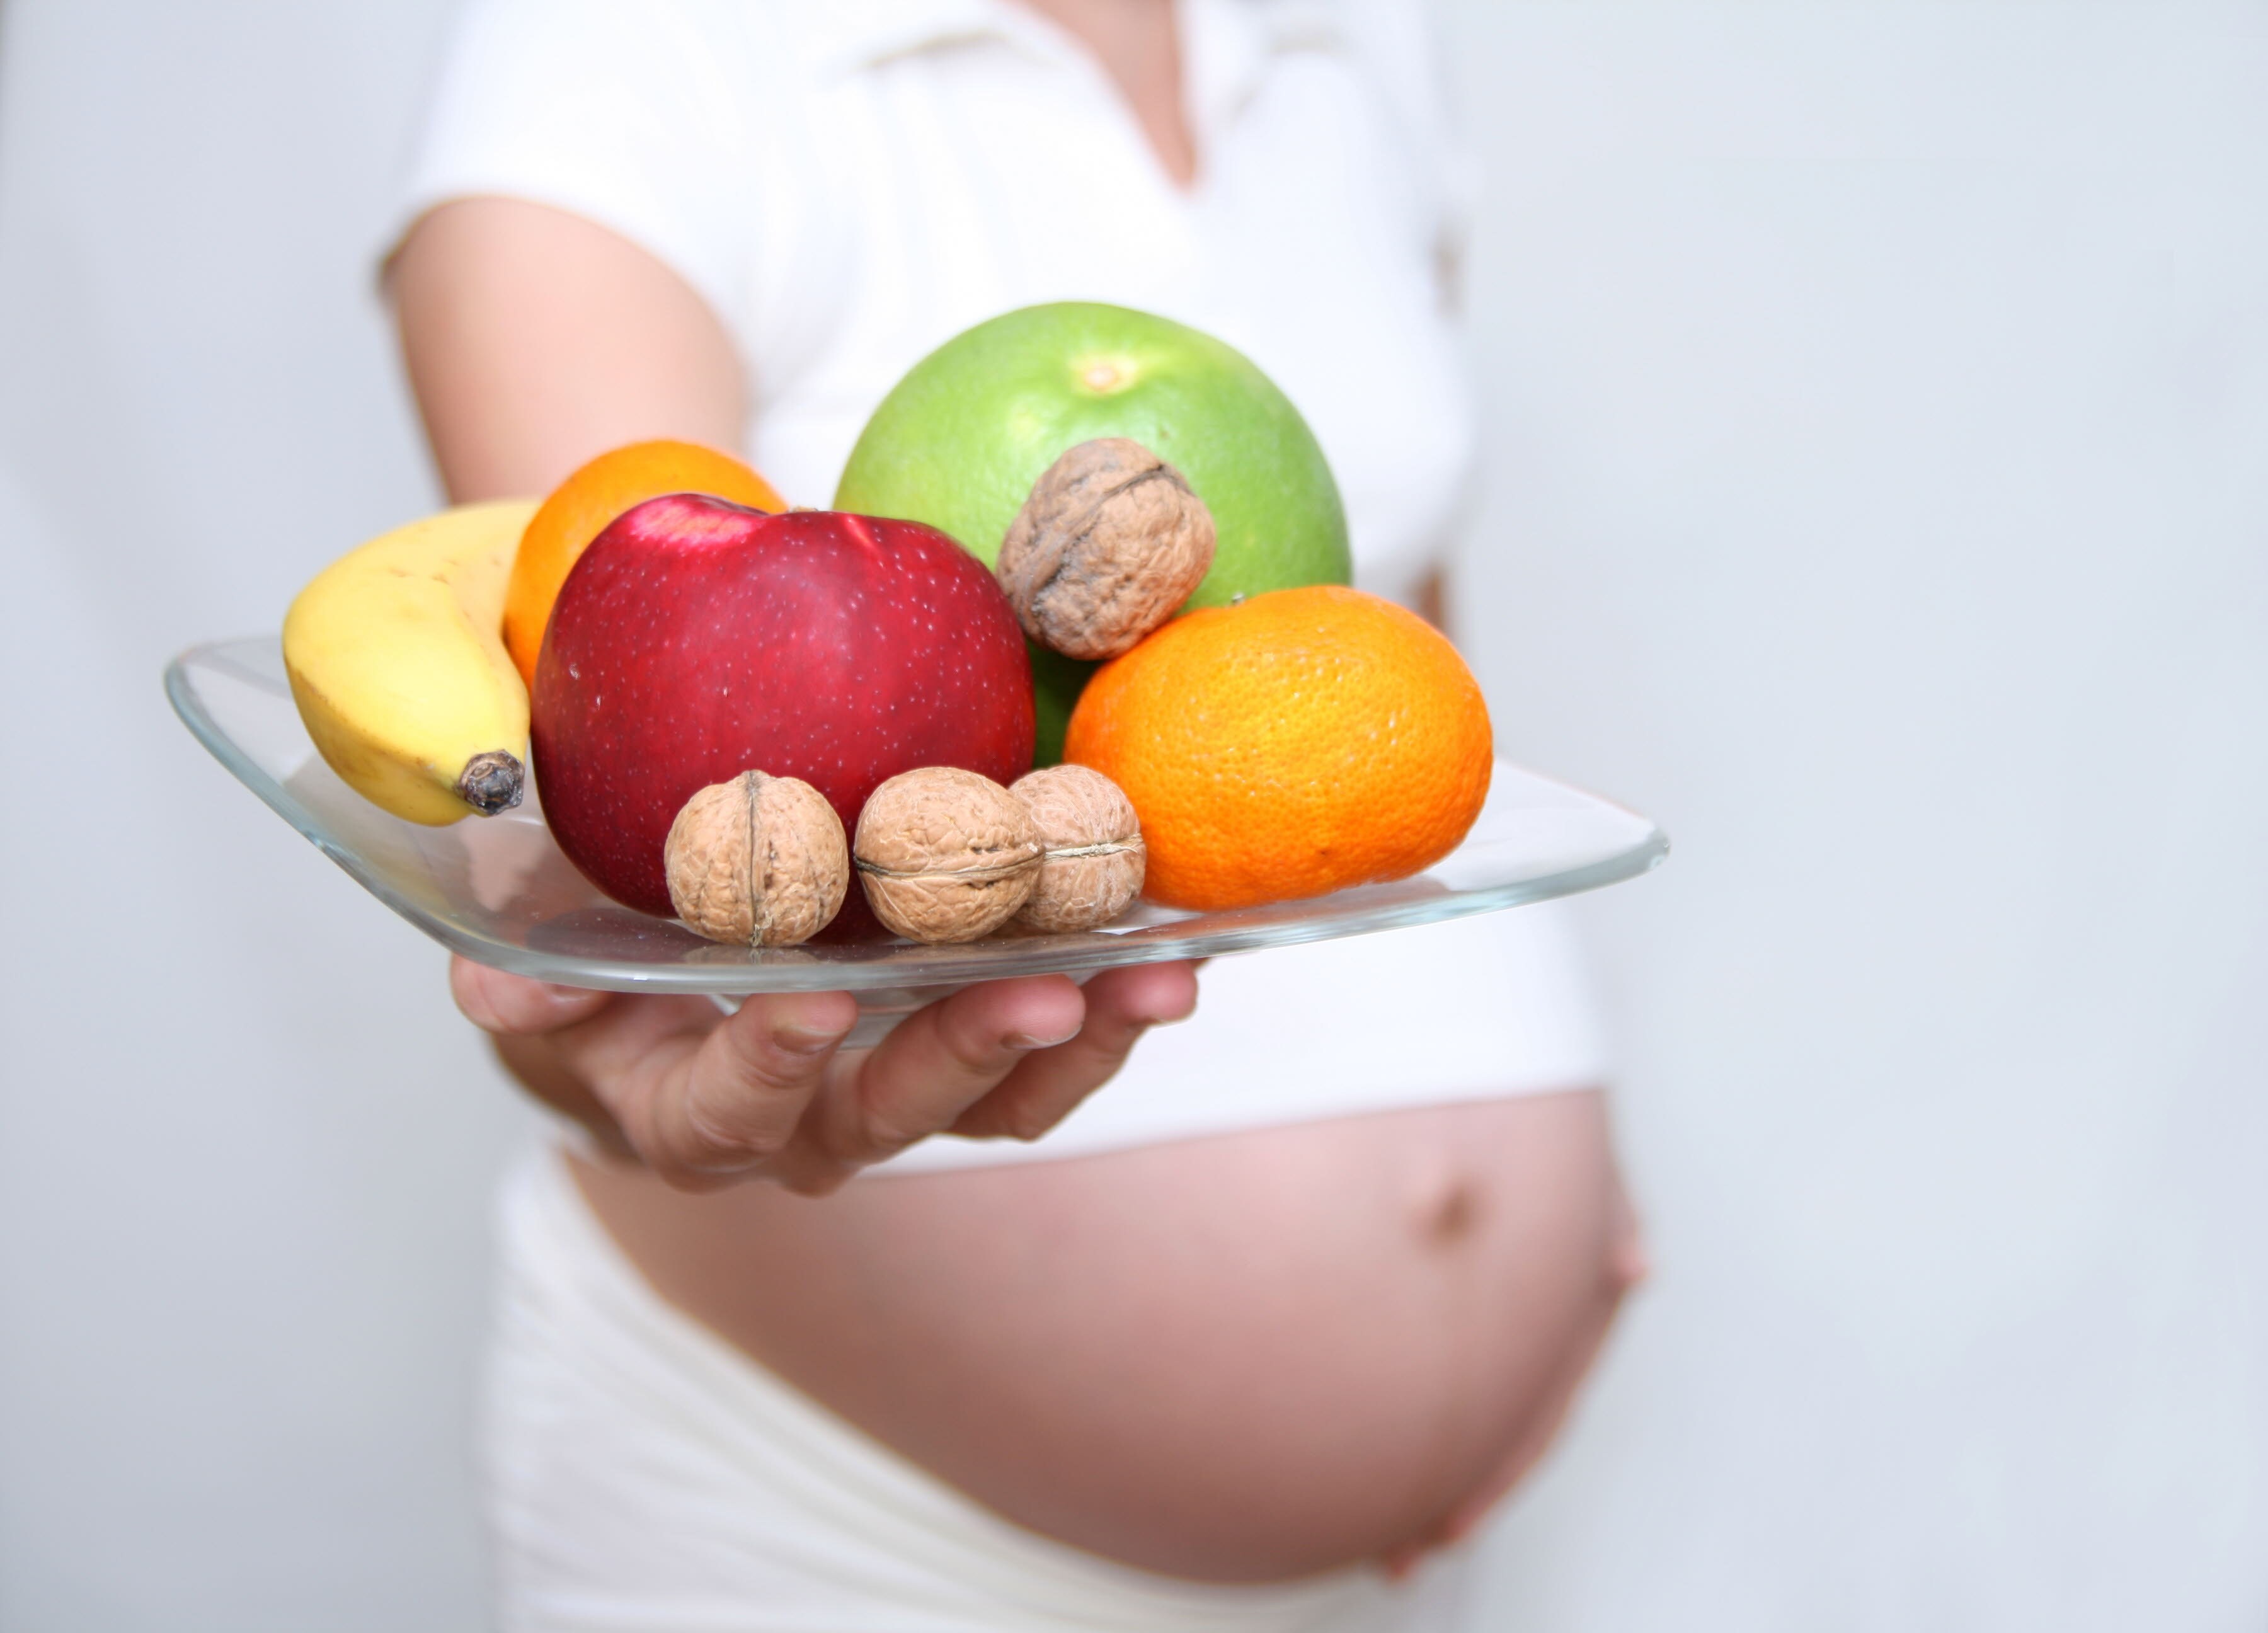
[{"x1": 392, "y1": 2, "x2": 1642, "y2": 1627}]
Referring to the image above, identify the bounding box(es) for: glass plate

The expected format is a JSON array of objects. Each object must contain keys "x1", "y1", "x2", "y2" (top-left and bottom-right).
[{"x1": 167, "y1": 638, "x2": 1667, "y2": 1025}]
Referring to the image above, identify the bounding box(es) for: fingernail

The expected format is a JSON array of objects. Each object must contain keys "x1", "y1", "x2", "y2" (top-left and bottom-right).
[
  {"x1": 773, "y1": 1024, "x2": 849, "y2": 1057},
  {"x1": 1004, "y1": 1028, "x2": 1078, "y2": 1051}
]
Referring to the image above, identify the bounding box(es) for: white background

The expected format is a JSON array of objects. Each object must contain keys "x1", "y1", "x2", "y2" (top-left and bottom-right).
[{"x1": 1, "y1": 3, "x2": 2262, "y2": 1629}]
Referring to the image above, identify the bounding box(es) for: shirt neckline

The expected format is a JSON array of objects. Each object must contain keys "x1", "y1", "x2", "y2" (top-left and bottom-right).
[
  {"x1": 803, "y1": 0, "x2": 1349, "y2": 94},
  {"x1": 801, "y1": 0, "x2": 1351, "y2": 202}
]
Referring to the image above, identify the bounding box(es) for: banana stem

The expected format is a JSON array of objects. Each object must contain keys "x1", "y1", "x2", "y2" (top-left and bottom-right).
[{"x1": 455, "y1": 752, "x2": 525, "y2": 816}]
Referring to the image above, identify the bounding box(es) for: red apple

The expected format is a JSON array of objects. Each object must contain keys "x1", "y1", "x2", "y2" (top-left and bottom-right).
[{"x1": 530, "y1": 496, "x2": 1036, "y2": 922}]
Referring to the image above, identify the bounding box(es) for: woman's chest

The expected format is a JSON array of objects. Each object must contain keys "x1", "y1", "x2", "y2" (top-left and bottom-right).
[{"x1": 750, "y1": 45, "x2": 1471, "y2": 582}]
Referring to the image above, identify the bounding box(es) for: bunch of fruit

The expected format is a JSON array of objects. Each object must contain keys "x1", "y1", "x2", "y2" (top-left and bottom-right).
[{"x1": 282, "y1": 302, "x2": 1493, "y2": 947}]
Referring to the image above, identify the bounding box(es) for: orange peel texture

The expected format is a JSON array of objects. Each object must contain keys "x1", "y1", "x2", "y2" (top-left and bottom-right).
[{"x1": 1065, "y1": 585, "x2": 1493, "y2": 911}]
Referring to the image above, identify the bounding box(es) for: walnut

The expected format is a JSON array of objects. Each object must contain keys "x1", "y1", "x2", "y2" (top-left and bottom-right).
[
  {"x1": 663, "y1": 771, "x2": 849, "y2": 946},
  {"x1": 997, "y1": 438, "x2": 1216, "y2": 660},
  {"x1": 853, "y1": 766, "x2": 1043, "y2": 943},
  {"x1": 1011, "y1": 764, "x2": 1145, "y2": 932}
]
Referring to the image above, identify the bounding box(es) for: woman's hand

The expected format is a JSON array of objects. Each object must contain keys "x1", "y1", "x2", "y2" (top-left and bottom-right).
[
  {"x1": 450, "y1": 958, "x2": 1200, "y2": 1195},
  {"x1": 399, "y1": 204, "x2": 1201, "y2": 1197}
]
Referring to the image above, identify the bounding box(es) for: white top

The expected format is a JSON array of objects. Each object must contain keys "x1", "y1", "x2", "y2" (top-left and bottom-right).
[{"x1": 399, "y1": 0, "x2": 1608, "y2": 1166}]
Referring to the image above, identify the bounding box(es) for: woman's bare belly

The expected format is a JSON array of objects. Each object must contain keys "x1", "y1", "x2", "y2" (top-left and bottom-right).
[{"x1": 574, "y1": 1089, "x2": 1623, "y2": 1584}]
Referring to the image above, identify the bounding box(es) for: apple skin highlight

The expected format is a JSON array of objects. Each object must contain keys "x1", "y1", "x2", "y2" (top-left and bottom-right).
[{"x1": 531, "y1": 496, "x2": 1036, "y2": 924}]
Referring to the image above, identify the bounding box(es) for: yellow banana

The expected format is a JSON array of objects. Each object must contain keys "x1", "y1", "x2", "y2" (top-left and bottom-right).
[{"x1": 284, "y1": 498, "x2": 541, "y2": 825}]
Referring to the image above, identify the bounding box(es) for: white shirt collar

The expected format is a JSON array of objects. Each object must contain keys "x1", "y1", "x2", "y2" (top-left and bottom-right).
[
  {"x1": 800, "y1": 0, "x2": 1014, "y2": 76},
  {"x1": 801, "y1": 0, "x2": 1349, "y2": 90},
  {"x1": 1184, "y1": 0, "x2": 1348, "y2": 142}
]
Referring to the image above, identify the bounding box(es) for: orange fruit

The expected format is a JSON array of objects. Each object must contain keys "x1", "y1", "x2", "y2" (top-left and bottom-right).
[
  {"x1": 1065, "y1": 585, "x2": 1493, "y2": 911},
  {"x1": 503, "y1": 440, "x2": 786, "y2": 686}
]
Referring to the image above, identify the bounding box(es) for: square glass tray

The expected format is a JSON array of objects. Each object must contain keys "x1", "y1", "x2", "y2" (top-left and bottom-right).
[{"x1": 167, "y1": 638, "x2": 1666, "y2": 1016}]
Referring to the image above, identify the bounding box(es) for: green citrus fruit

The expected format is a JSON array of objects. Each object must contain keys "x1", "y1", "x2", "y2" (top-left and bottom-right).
[{"x1": 834, "y1": 301, "x2": 1351, "y2": 762}]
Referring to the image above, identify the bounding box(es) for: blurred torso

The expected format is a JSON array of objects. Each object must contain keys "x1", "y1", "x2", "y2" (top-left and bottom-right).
[{"x1": 413, "y1": 0, "x2": 1624, "y2": 1583}]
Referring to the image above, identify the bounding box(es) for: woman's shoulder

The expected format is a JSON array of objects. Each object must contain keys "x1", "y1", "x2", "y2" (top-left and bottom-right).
[{"x1": 404, "y1": 0, "x2": 857, "y2": 373}]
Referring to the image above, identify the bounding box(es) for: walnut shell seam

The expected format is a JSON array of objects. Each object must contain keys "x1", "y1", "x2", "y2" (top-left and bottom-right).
[
  {"x1": 1013, "y1": 466, "x2": 1189, "y2": 597},
  {"x1": 665, "y1": 771, "x2": 848, "y2": 947},
  {"x1": 740, "y1": 774, "x2": 770, "y2": 944},
  {"x1": 852, "y1": 851, "x2": 1042, "y2": 883},
  {"x1": 999, "y1": 438, "x2": 1217, "y2": 660}
]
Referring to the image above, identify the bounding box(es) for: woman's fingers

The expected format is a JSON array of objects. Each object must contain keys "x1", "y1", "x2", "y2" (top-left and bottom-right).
[
  {"x1": 449, "y1": 956, "x2": 615, "y2": 1033},
  {"x1": 457, "y1": 958, "x2": 1193, "y2": 1191},
  {"x1": 823, "y1": 977, "x2": 1088, "y2": 1164},
  {"x1": 609, "y1": 990, "x2": 859, "y2": 1189},
  {"x1": 951, "y1": 960, "x2": 1201, "y2": 1140}
]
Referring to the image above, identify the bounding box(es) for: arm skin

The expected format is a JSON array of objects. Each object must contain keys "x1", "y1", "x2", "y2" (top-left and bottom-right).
[{"x1": 389, "y1": 197, "x2": 1200, "y2": 1194}]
